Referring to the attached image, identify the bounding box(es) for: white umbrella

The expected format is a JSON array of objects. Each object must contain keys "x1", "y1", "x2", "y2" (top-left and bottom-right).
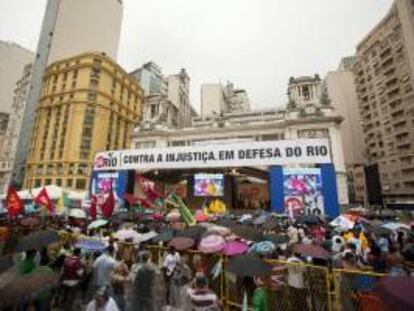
[{"x1": 68, "y1": 208, "x2": 87, "y2": 219}]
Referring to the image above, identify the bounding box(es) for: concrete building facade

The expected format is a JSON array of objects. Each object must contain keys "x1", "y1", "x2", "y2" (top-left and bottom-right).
[
  {"x1": 133, "y1": 77, "x2": 349, "y2": 205},
  {"x1": 352, "y1": 0, "x2": 414, "y2": 202},
  {"x1": 14, "y1": 0, "x2": 123, "y2": 188},
  {"x1": 0, "y1": 64, "x2": 33, "y2": 192},
  {"x1": 201, "y1": 81, "x2": 250, "y2": 117},
  {"x1": 0, "y1": 41, "x2": 34, "y2": 115},
  {"x1": 24, "y1": 52, "x2": 143, "y2": 191}
]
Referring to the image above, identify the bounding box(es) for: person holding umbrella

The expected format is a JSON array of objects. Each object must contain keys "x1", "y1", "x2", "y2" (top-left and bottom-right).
[
  {"x1": 187, "y1": 272, "x2": 219, "y2": 311},
  {"x1": 252, "y1": 276, "x2": 270, "y2": 311},
  {"x1": 61, "y1": 248, "x2": 84, "y2": 310}
]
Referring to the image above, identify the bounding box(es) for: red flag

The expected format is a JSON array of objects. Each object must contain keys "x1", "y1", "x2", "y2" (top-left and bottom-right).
[
  {"x1": 124, "y1": 193, "x2": 136, "y2": 205},
  {"x1": 100, "y1": 191, "x2": 115, "y2": 218},
  {"x1": 90, "y1": 195, "x2": 97, "y2": 220},
  {"x1": 6, "y1": 187, "x2": 23, "y2": 217},
  {"x1": 34, "y1": 188, "x2": 54, "y2": 213}
]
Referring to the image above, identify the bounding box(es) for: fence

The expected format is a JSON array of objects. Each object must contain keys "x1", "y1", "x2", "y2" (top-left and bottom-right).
[{"x1": 144, "y1": 245, "x2": 387, "y2": 311}]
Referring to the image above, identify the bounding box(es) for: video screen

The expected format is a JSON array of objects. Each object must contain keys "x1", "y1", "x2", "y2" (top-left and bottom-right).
[
  {"x1": 283, "y1": 168, "x2": 324, "y2": 217},
  {"x1": 194, "y1": 173, "x2": 224, "y2": 197}
]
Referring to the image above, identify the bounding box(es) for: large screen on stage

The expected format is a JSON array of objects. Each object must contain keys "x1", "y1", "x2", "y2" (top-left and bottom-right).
[
  {"x1": 194, "y1": 173, "x2": 224, "y2": 197},
  {"x1": 283, "y1": 168, "x2": 324, "y2": 217}
]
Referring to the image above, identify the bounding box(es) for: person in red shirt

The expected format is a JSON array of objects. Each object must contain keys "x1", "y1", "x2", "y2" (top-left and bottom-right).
[{"x1": 61, "y1": 248, "x2": 84, "y2": 311}]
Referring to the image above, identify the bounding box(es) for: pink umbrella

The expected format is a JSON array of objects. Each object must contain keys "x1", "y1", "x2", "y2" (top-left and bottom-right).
[
  {"x1": 195, "y1": 212, "x2": 210, "y2": 223},
  {"x1": 198, "y1": 234, "x2": 226, "y2": 253},
  {"x1": 222, "y1": 241, "x2": 249, "y2": 256}
]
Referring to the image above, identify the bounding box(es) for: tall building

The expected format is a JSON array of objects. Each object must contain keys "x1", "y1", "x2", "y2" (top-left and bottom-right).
[
  {"x1": 352, "y1": 0, "x2": 414, "y2": 202},
  {"x1": 131, "y1": 63, "x2": 194, "y2": 129},
  {"x1": 14, "y1": 0, "x2": 123, "y2": 188},
  {"x1": 201, "y1": 81, "x2": 251, "y2": 117},
  {"x1": 167, "y1": 69, "x2": 192, "y2": 127},
  {"x1": 130, "y1": 62, "x2": 167, "y2": 96},
  {"x1": 325, "y1": 58, "x2": 365, "y2": 165},
  {"x1": 23, "y1": 52, "x2": 143, "y2": 191},
  {"x1": 0, "y1": 41, "x2": 33, "y2": 114},
  {"x1": 0, "y1": 64, "x2": 33, "y2": 192},
  {"x1": 325, "y1": 58, "x2": 366, "y2": 204}
]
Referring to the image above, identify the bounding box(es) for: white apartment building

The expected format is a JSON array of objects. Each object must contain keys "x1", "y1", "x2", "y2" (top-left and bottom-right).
[{"x1": 201, "y1": 81, "x2": 250, "y2": 116}]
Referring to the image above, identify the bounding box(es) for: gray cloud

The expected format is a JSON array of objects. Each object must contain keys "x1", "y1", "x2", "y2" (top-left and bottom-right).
[{"x1": 0, "y1": 0, "x2": 392, "y2": 111}]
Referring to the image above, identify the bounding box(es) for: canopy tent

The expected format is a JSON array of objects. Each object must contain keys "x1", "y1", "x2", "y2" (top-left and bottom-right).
[{"x1": 0, "y1": 185, "x2": 88, "y2": 201}]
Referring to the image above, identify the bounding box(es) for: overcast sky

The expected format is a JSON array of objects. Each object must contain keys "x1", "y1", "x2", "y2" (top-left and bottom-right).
[{"x1": 0, "y1": 0, "x2": 392, "y2": 111}]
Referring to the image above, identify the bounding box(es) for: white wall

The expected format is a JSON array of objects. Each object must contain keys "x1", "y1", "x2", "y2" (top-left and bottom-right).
[
  {"x1": 0, "y1": 42, "x2": 33, "y2": 114},
  {"x1": 48, "y1": 0, "x2": 123, "y2": 64}
]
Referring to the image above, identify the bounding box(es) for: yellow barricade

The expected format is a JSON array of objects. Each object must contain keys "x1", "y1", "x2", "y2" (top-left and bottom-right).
[
  {"x1": 332, "y1": 269, "x2": 387, "y2": 311},
  {"x1": 144, "y1": 245, "x2": 388, "y2": 311}
]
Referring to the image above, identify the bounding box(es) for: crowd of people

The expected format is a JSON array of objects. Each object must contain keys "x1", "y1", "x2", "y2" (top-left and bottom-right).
[{"x1": 0, "y1": 210, "x2": 413, "y2": 311}]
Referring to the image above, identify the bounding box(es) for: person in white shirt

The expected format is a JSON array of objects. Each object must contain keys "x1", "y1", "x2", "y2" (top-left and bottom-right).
[
  {"x1": 163, "y1": 246, "x2": 180, "y2": 277},
  {"x1": 92, "y1": 246, "x2": 117, "y2": 291},
  {"x1": 86, "y1": 286, "x2": 119, "y2": 311}
]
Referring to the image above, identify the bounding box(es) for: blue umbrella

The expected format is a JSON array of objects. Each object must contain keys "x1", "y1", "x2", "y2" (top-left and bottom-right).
[
  {"x1": 249, "y1": 241, "x2": 276, "y2": 256},
  {"x1": 75, "y1": 240, "x2": 106, "y2": 251}
]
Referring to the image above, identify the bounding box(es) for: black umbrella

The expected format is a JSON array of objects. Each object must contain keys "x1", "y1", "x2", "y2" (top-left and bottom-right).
[
  {"x1": 0, "y1": 257, "x2": 12, "y2": 274},
  {"x1": 376, "y1": 276, "x2": 414, "y2": 311},
  {"x1": 152, "y1": 230, "x2": 174, "y2": 243},
  {"x1": 263, "y1": 234, "x2": 289, "y2": 244},
  {"x1": 296, "y1": 214, "x2": 320, "y2": 225},
  {"x1": 176, "y1": 225, "x2": 206, "y2": 242},
  {"x1": 232, "y1": 225, "x2": 262, "y2": 242},
  {"x1": 16, "y1": 230, "x2": 60, "y2": 252},
  {"x1": 226, "y1": 255, "x2": 272, "y2": 277}
]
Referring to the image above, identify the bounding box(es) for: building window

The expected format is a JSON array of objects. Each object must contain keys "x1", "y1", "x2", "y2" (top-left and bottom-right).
[
  {"x1": 57, "y1": 164, "x2": 63, "y2": 175},
  {"x1": 36, "y1": 165, "x2": 44, "y2": 175},
  {"x1": 34, "y1": 179, "x2": 42, "y2": 187},
  {"x1": 68, "y1": 164, "x2": 75, "y2": 175},
  {"x1": 45, "y1": 178, "x2": 52, "y2": 185},
  {"x1": 77, "y1": 164, "x2": 87, "y2": 175},
  {"x1": 66, "y1": 179, "x2": 73, "y2": 187},
  {"x1": 76, "y1": 179, "x2": 86, "y2": 190},
  {"x1": 56, "y1": 179, "x2": 62, "y2": 186}
]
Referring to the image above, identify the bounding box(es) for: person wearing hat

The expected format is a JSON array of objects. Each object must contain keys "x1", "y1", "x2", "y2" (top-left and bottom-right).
[
  {"x1": 86, "y1": 286, "x2": 119, "y2": 311},
  {"x1": 187, "y1": 272, "x2": 219, "y2": 311}
]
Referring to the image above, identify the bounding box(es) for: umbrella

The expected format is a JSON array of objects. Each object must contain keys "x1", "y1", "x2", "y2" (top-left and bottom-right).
[
  {"x1": 402, "y1": 244, "x2": 414, "y2": 261},
  {"x1": 226, "y1": 255, "x2": 272, "y2": 277},
  {"x1": 68, "y1": 208, "x2": 87, "y2": 219},
  {"x1": 168, "y1": 237, "x2": 195, "y2": 251},
  {"x1": 377, "y1": 276, "x2": 414, "y2": 311},
  {"x1": 222, "y1": 241, "x2": 249, "y2": 256},
  {"x1": 0, "y1": 266, "x2": 60, "y2": 307},
  {"x1": 87, "y1": 219, "x2": 108, "y2": 230},
  {"x1": 113, "y1": 229, "x2": 140, "y2": 242},
  {"x1": 239, "y1": 214, "x2": 253, "y2": 224},
  {"x1": 75, "y1": 239, "x2": 107, "y2": 251},
  {"x1": 176, "y1": 225, "x2": 206, "y2": 241},
  {"x1": 198, "y1": 234, "x2": 226, "y2": 253},
  {"x1": 232, "y1": 225, "x2": 262, "y2": 242},
  {"x1": 206, "y1": 225, "x2": 231, "y2": 236},
  {"x1": 16, "y1": 230, "x2": 60, "y2": 252},
  {"x1": 293, "y1": 243, "x2": 330, "y2": 259},
  {"x1": 263, "y1": 219, "x2": 280, "y2": 231},
  {"x1": 20, "y1": 217, "x2": 40, "y2": 227},
  {"x1": 249, "y1": 241, "x2": 276, "y2": 256},
  {"x1": 136, "y1": 231, "x2": 158, "y2": 243},
  {"x1": 152, "y1": 230, "x2": 174, "y2": 243},
  {"x1": 253, "y1": 214, "x2": 269, "y2": 225},
  {"x1": 195, "y1": 212, "x2": 210, "y2": 223},
  {"x1": 166, "y1": 209, "x2": 181, "y2": 222},
  {"x1": 297, "y1": 214, "x2": 320, "y2": 225},
  {"x1": 382, "y1": 222, "x2": 410, "y2": 231},
  {"x1": 113, "y1": 211, "x2": 129, "y2": 223},
  {"x1": 0, "y1": 257, "x2": 12, "y2": 274},
  {"x1": 217, "y1": 218, "x2": 237, "y2": 228}
]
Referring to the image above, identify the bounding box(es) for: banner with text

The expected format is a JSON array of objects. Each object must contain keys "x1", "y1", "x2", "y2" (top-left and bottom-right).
[{"x1": 93, "y1": 138, "x2": 332, "y2": 171}]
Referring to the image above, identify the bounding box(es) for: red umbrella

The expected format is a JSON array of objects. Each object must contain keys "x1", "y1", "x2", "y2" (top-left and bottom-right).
[
  {"x1": 377, "y1": 276, "x2": 414, "y2": 311},
  {"x1": 292, "y1": 243, "x2": 330, "y2": 259},
  {"x1": 195, "y1": 212, "x2": 210, "y2": 223},
  {"x1": 168, "y1": 237, "x2": 195, "y2": 251}
]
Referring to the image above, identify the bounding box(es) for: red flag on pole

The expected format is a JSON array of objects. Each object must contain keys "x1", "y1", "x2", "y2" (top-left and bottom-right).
[
  {"x1": 6, "y1": 187, "x2": 23, "y2": 217},
  {"x1": 90, "y1": 195, "x2": 97, "y2": 220},
  {"x1": 34, "y1": 188, "x2": 54, "y2": 213},
  {"x1": 100, "y1": 191, "x2": 115, "y2": 218}
]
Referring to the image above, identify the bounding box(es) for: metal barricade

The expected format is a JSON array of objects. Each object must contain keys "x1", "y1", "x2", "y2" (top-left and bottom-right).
[{"x1": 332, "y1": 269, "x2": 386, "y2": 311}]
